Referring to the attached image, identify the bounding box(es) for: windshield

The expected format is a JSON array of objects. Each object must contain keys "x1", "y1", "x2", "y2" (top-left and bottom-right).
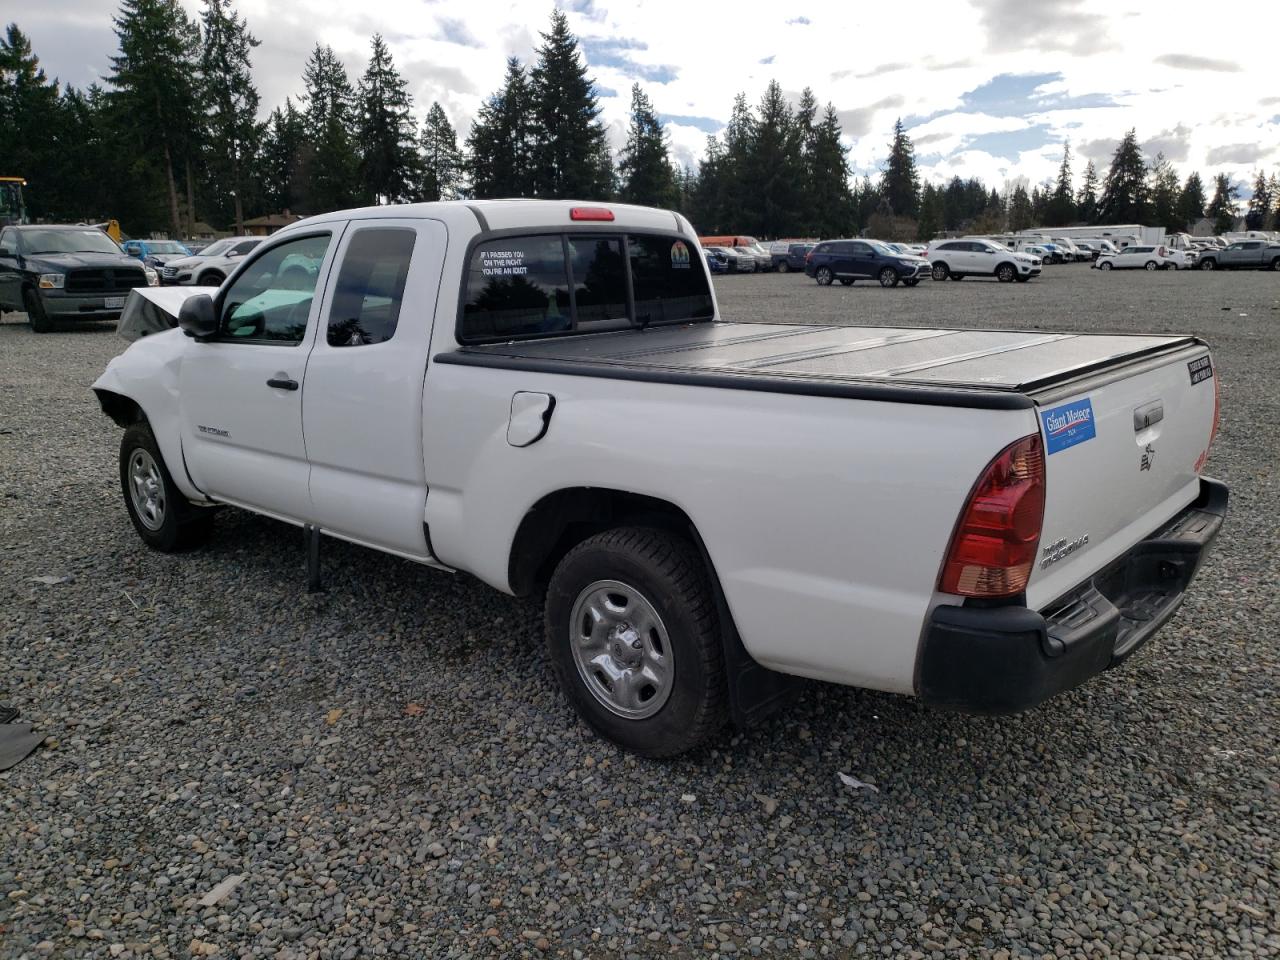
[
  {"x1": 867, "y1": 241, "x2": 897, "y2": 256},
  {"x1": 199, "y1": 239, "x2": 233, "y2": 257},
  {"x1": 148, "y1": 241, "x2": 188, "y2": 254},
  {"x1": 23, "y1": 228, "x2": 120, "y2": 255}
]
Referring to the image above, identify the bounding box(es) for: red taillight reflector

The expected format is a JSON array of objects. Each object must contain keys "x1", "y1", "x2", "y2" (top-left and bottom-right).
[
  {"x1": 570, "y1": 207, "x2": 614, "y2": 221},
  {"x1": 939, "y1": 433, "x2": 1046, "y2": 599},
  {"x1": 1210, "y1": 368, "x2": 1221, "y2": 447}
]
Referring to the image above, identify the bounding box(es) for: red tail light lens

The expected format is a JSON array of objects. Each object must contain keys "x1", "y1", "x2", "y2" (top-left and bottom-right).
[
  {"x1": 1210, "y1": 368, "x2": 1221, "y2": 447},
  {"x1": 570, "y1": 207, "x2": 614, "y2": 221},
  {"x1": 939, "y1": 434, "x2": 1046, "y2": 598}
]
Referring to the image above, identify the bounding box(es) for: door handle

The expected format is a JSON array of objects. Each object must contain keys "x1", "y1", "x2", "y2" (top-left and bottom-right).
[{"x1": 266, "y1": 377, "x2": 298, "y2": 391}]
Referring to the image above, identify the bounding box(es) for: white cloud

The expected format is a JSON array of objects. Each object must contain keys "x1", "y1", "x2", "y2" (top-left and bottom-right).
[{"x1": 20, "y1": 0, "x2": 1280, "y2": 191}]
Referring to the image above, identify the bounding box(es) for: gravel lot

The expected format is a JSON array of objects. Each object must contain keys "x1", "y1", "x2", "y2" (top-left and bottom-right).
[{"x1": 2, "y1": 265, "x2": 1278, "y2": 959}]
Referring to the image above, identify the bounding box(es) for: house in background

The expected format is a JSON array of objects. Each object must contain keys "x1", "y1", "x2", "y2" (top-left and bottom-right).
[{"x1": 237, "y1": 211, "x2": 305, "y2": 236}]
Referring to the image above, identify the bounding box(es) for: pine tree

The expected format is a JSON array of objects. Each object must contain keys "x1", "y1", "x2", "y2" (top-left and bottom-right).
[
  {"x1": 0, "y1": 24, "x2": 62, "y2": 220},
  {"x1": 357, "y1": 34, "x2": 418, "y2": 204},
  {"x1": 1075, "y1": 161, "x2": 1099, "y2": 223},
  {"x1": 855, "y1": 174, "x2": 879, "y2": 232},
  {"x1": 1008, "y1": 184, "x2": 1034, "y2": 231},
  {"x1": 792, "y1": 87, "x2": 819, "y2": 232},
  {"x1": 1147, "y1": 153, "x2": 1182, "y2": 231},
  {"x1": 1245, "y1": 170, "x2": 1273, "y2": 231},
  {"x1": 1047, "y1": 143, "x2": 1075, "y2": 226},
  {"x1": 689, "y1": 135, "x2": 725, "y2": 232},
  {"x1": 807, "y1": 104, "x2": 853, "y2": 239},
  {"x1": 198, "y1": 0, "x2": 262, "y2": 229},
  {"x1": 617, "y1": 83, "x2": 676, "y2": 208},
  {"x1": 418, "y1": 101, "x2": 462, "y2": 201},
  {"x1": 1177, "y1": 171, "x2": 1206, "y2": 228},
  {"x1": 467, "y1": 57, "x2": 535, "y2": 198},
  {"x1": 261, "y1": 97, "x2": 307, "y2": 213},
  {"x1": 1030, "y1": 184, "x2": 1049, "y2": 225},
  {"x1": 106, "y1": 0, "x2": 203, "y2": 235},
  {"x1": 880, "y1": 118, "x2": 919, "y2": 218},
  {"x1": 301, "y1": 44, "x2": 360, "y2": 212},
  {"x1": 745, "y1": 80, "x2": 803, "y2": 237},
  {"x1": 1097, "y1": 129, "x2": 1147, "y2": 224},
  {"x1": 1271, "y1": 174, "x2": 1280, "y2": 231},
  {"x1": 1206, "y1": 173, "x2": 1239, "y2": 234},
  {"x1": 916, "y1": 182, "x2": 943, "y2": 241},
  {"x1": 528, "y1": 11, "x2": 609, "y2": 198}
]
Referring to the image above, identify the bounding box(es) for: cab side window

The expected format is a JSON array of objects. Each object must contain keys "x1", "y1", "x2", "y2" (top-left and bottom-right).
[
  {"x1": 326, "y1": 228, "x2": 416, "y2": 347},
  {"x1": 0, "y1": 229, "x2": 14, "y2": 256},
  {"x1": 219, "y1": 233, "x2": 331, "y2": 344}
]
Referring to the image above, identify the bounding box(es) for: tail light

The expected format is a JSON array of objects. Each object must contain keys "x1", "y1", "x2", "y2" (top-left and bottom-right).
[
  {"x1": 1158, "y1": 246, "x2": 1167, "y2": 256},
  {"x1": 805, "y1": 250, "x2": 814, "y2": 262},
  {"x1": 570, "y1": 207, "x2": 614, "y2": 221},
  {"x1": 1210, "y1": 368, "x2": 1221, "y2": 448},
  {"x1": 939, "y1": 434, "x2": 1046, "y2": 599}
]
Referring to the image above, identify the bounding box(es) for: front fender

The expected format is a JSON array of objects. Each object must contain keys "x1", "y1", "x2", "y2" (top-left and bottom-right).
[{"x1": 91, "y1": 330, "x2": 208, "y2": 502}]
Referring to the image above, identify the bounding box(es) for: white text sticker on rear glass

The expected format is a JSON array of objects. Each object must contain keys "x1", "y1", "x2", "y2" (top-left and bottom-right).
[
  {"x1": 1041, "y1": 397, "x2": 1096, "y2": 455},
  {"x1": 480, "y1": 250, "x2": 525, "y2": 277},
  {"x1": 1188, "y1": 356, "x2": 1213, "y2": 385}
]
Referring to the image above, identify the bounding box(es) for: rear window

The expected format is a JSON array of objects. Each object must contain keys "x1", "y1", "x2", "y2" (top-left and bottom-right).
[{"x1": 461, "y1": 232, "x2": 712, "y2": 342}]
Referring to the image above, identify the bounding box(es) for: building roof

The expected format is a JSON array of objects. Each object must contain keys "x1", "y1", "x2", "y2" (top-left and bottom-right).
[{"x1": 238, "y1": 212, "x2": 305, "y2": 229}]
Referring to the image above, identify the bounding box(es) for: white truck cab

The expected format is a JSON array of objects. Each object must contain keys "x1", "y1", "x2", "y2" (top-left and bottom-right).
[{"x1": 93, "y1": 200, "x2": 1227, "y2": 756}]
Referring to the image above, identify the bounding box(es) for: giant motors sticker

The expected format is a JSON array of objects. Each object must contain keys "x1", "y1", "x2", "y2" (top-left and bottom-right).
[{"x1": 1041, "y1": 397, "x2": 1096, "y2": 454}]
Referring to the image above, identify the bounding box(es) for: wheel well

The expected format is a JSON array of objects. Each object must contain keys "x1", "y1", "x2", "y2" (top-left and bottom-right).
[
  {"x1": 198, "y1": 270, "x2": 224, "y2": 284},
  {"x1": 93, "y1": 389, "x2": 145, "y2": 428},
  {"x1": 508, "y1": 488, "x2": 697, "y2": 597},
  {"x1": 996, "y1": 260, "x2": 1017, "y2": 273}
]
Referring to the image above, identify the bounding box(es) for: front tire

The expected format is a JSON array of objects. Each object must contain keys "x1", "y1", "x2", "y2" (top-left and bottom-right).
[
  {"x1": 878, "y1": 267, "x2": 899, "y2": 288},
  {"x1": 1270, "y1": 258, "x2": 1280, "y2": 272},
  {"x1": 1145, "y1": 261, "x2": 1158, "y2": 271},
  {"x1": 1099, "y1": 261, "x2": 1113, "y2": 271},
  {"x1": 778, "y1": 261, "x2": 789, "y2": 273},
  {"x1": 23, "y1": 288, "x2": 52, "y2": 333},
  {"x1": 996, "y1": 263, "x2": 1016, "y2": 283},
  {"x1": 197, "y1": 270, "x2": 225, "y2": 287},
  {"x1": 544, "y1": 527, "x2": 727, "y2": 758},
  {"x1": 119, "y1": 422, "x2": 213, "y2": 552},
  {"x1": 815, "y1": 266, "x2": 834, "y2": 286}
]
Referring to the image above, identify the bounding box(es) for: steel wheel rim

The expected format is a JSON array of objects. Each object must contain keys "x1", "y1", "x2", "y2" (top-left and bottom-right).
[
  {"x1": 128, "y1": 448, "x2": 166, "y2": 530},
  {"x1": 569, "y1": 579, "x2": 673, "y2": 720}
]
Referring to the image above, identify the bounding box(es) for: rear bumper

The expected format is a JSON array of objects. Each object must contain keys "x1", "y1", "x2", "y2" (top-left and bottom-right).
[{"x1": 917, "y1": 477, "x2": 1228, "y2": 713}]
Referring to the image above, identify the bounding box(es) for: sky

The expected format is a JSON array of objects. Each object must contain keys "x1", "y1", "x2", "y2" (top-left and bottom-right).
[{"x1": 17, "y1": 0, "x2": 1280, "y2": 194}]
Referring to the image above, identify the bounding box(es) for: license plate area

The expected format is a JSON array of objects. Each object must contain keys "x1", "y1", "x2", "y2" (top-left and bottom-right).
[{"x1": 105, "y1": 297, "x2": 125, "y2": 309}]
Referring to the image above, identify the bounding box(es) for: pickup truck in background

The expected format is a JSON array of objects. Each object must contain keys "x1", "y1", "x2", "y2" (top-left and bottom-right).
[
  {"x1": 92, "y1": 200, "x2": 1227, "y2": 757},
  {"x1": 1196, "y1": 240, "x2": 1280, "y2": 271}
]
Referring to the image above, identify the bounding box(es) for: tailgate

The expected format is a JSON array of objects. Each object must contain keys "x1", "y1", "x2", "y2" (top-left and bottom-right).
[{"x1": 1026, "y1": 343, "x2": 1218, "y2": 609}]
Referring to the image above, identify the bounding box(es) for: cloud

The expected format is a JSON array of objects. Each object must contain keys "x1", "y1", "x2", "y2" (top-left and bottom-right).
[
  {"x1": 786, "y1": 16, "x2": 811, "y2": 25},
  {"x1": 1205, "y1": 143, "x2": 1266, "y2": 165},
  {"x1": 1079, "y1": 137, "x2": 1120, "y2": 166},
  {"x1": 1142, "y1": 124, "x2": 1193, "y2": 162},
  {"x1": 979, "y1": 0, "x2": 1115, "y2": 55},
  {"x1": 659, "y1": 113, "x2": 721, "y2": 134},
  {"x1": 759, "y1": 55, "x2": 775, "y2": 65},
  {"x1": 434, "y1": 17, "x2": 481, "y2": 48},
  {"x1": 1154, "y1": 53, "x2": 1240, "y2": 72},
  {"x1": 832, "y1": 61, "x2": 910, "y2": 81},
  {"x1": 837, "y1": 96, "x2": 905, "y2": 136},
  {"x1": 579, "y1": 36, "x2": 677, "y2": 83}
]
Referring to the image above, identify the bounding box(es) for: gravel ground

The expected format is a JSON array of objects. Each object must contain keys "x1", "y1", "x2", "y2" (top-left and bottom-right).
[{"x1": 2, "y1": 265, "x2": 1278, "y2": 959}]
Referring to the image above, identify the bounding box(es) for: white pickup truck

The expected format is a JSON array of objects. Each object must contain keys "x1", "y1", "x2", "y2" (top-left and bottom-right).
[{"x1": 93, "y1": 200, "x2": 1227, "y2": 757}]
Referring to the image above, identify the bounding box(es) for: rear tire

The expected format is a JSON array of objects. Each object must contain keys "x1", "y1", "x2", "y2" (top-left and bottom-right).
[
  {"x1": 815, "y1": 266, "x2": 834, "y2": 286},
  {"x1": 778, "y1": 261, "x2": 789, "y2": 273},
  {"x1": 544, "y1": 527, "x2": 727, "y2": 758},
  {"x1": 23, "y1": 288, "x2": 52, "y2": 333},
  {"x1": 931, "y1": 263, "x2": 949, "y2": 281},
  {"x1": 1270, "y1": 258, "x2": 1280, "y2": 272},
  {"x1": 1200, "y1": 258, "x2": 1215, "y2": 271},
  {"x1": 878, "y1": 267, "x2": 899, "y2": 288},
  {"x1": 119, "y1": 422, "x2": 213, "y2": 552}
]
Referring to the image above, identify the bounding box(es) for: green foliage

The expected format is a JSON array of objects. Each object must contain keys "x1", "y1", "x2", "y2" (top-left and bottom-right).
[
  {"x1": 198, "y1": 0, "x2": 262, "y2": 228},
  {"x1": 916, "y1": 183, "x2": 942, "y2": 241},
  {"x1": 261, "y1": 98, "x2": 306, "y2": 214},
  {"x1": 1008, "y1": 184, "x2": 1034, "y2": 232},
  {"x1": 1177, "y1": 171, "x2": 1205, "y2": 227},
  {"x1": 880, "y1": 118, "x2": 919, "y2": 218},
  {"x1": 419, "y1": 102, "x2": 462, "y2": 201},
  {"x1": 1206, "y1": 173, "x2": 1239, "y2": 234},
  {"x1": 0, "y1": 25, "x2": 62, "y2": 219},
  {"x1": 1046, "y1": 143, "x2": 1075, "y2": 226},
  {"x1": 301, "y1": 43, "x2": 360, "y2": 212},
  {"x1": 618, "y1": 83, "x2": 676, "y2": 208},
  {"x1": 467, "y1": 58, "x2": 535, "y2": 198},
  {"x1": 1075, "y1": 161, "x2": 1099, "y2": 223},
  {"x1": 1244, "y1": 170, "x2": 1273, "y2": 231},
  {"x1": 357, "y1": 34, "x2": 418, "y2": 204},
  {"x1": 1097, "y1": 129, "x2": 1148, "y2": 224},
  {"x1": 1147, "y1": 153, "x2": 1182, "y2": 231}
]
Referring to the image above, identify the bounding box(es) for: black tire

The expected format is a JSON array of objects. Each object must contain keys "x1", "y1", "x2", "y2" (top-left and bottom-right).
[
  {"x1": 815, "y1": 266, "x2": 834, "y2": 286},
  {"x1": 839, "y1": 278, "x2": 854, "y2": 286},
  {"x1": 1199, "y1": 258, "x2": 1215, "y2": 271},
  {"x1": 878, "y1": 267, "x2": 899, "y2": 288},
  {"x1": 119, "y1": 422, "x2": 213, "y2": 552},
  {"x1": 996, "y1": 263, "x2": 1016, "y2": 283},
  {"x1": 778, "y1": 261, "x2": 789, "y2": 273},
  {"x1": 931, "y1": 263, "x2": 949, "y2": 281},
  {"x1": 948, "y1": 273, "x2": 965, "y2": 281},
  {"x1": 1100, "y1": 261, "x2": 1113, "y2": 271},
  {"x1": 23, "y1": 288, "x2": 53, "y2": 333},
  {"x1": 197, "y1": 270, "x2": 225, "y2": 287},
  {"x1": 1270, "y1": 258, "x2": 1280, "y2": 272},
  {"x1": 544, "y1": 526, "x2": 727, "y2": 758},
  {"x1": 1145, "y1": 261, "x2": 1158, "y2": 271},
  {"x1": 903, "y1": 278, "x2": 919, "y2": 287}
]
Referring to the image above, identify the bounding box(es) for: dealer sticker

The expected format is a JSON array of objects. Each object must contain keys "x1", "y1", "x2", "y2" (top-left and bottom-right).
[
  {"x1": 1188, "y1": 356, "x2": 1213, "y2": 385},
  {"x1": 1041, "y1": 397, "x2": 1096, "y2": 454}
]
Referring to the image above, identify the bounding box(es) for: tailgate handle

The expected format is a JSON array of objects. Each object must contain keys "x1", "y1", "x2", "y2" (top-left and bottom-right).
[{"x1": 1133, "y1": 400, "x2": 1163, "y2": 432}]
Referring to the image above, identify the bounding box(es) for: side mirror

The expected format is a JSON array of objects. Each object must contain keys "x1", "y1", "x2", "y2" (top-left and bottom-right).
[
  {"x1": 227, "y1": 249, "x2": 241, "y2": 258},
  {"x1": 178, "y1": 294, "x2": 218, "y2": 340}
]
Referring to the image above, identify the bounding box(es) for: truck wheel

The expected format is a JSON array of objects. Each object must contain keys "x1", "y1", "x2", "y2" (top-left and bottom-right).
[
  {"x1": 197, "y1": 270, "x2": 224, "y2": 286},
  {"x1": 839, "y1": 278, "x2": 854, "y2": 286},
  {"x1": 931, "y1": 263, "x2": 949, "y2": 281},
  {"x1": 878, "y1": 267, "x2": 899, "y2": 287},
  {"x1": 815, "y1": 266, "x2": 834, "y2": 286},
  {"x1": 544, "y1": 527, "x2": 727, "y2": 758},
  {"x1": 1199, "y1": 258, "x2": 1215, "y2": 271},
  {"x1": 23, "y1": 288, "x2": 53, "y2": 333},
  {"x1": 119, "y1": 422, "x2": 213, "y2": 552},
  {"x1": 996, "y1": 263, "x2": 1016, "y2": 283}
]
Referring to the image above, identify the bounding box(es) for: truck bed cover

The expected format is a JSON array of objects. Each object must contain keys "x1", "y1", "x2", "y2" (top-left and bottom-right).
[{"x1": 435, "y1": 322, "x2": 1202, "y2": 410}]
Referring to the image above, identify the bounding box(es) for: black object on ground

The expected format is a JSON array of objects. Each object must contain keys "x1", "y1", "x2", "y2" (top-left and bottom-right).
[{"x1": 0, "y1": 722, "x2": 43, "y2": 771}]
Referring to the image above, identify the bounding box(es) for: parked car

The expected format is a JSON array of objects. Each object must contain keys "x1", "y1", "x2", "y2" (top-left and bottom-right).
[
  {"x1": 705, "y1": 245, "x2": 754, "y2": 273},
  {"x1": 929, "y1": 238, "x2": 1042, "y2": 282},
  {"x1": 1196, "y1": 240, "x2": 1280, "y2": 271},
  {"x1": 734, "y1": 245, "x2": 770, "y2": 273},
  {"x1": 121, "y1": 238, "x2": 193, "y2": 269},
  {"x1": 1093, "y1": 245, "x2": 1180, "y2": 271},
  {"x1": 160, "y1": 236, "x2": 262, "y2": 286},
  {"x1": 771, "y1": 241, "x2": 815, "y2": 272},
  {"x1": 1047, "y1": 237, "x2": 1088, "y2": 262},
  {"x1": 700, "y1": 235, "x2": 772, "y2": 271},
  {"x1": 704, "y1": 247, "x2": 730, "y2": 274},
  {"x1": 0, "y1": 223, "x2": 157, "y2": 332},
  {"x1": 91, "y1": 199, "x2": 1227, "y2": 757},
  {"x1": 804, "y1": 238, "x2": 930, "y2": 287}
]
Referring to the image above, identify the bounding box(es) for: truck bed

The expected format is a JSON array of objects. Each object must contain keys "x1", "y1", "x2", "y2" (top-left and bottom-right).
[{"x1": 435, "y1": 322, "x2": 1201, "y2": 410}]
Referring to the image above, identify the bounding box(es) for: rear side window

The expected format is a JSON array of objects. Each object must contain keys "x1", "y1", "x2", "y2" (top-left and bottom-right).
[
  {"x1": 327, "y1": 228, "x2": 416, "y2": 347},
  {"x1": 628, "y1": 235, "x2": 714, "y2": 326},
  {"x1": 463, "y1": 236, "x2": 572, "y2": 340}
]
